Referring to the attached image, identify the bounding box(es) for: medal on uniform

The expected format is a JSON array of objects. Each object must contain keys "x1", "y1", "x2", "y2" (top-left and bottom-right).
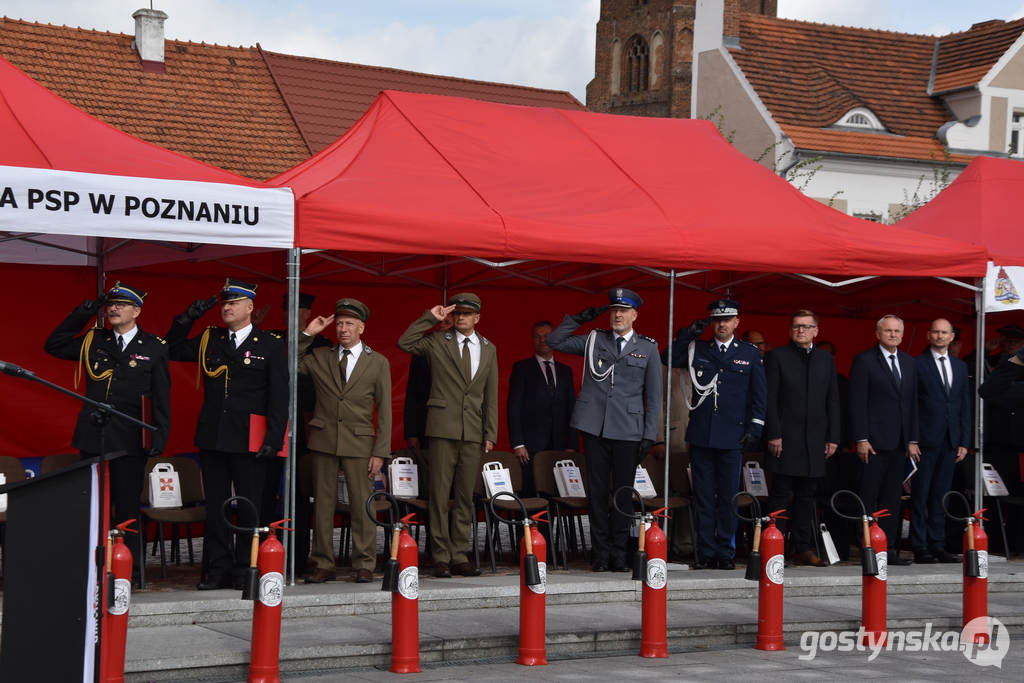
[
  {"x1": 244, "y1": 357, "x2": 251, "y2": 364},
  {"x1": 129, "y1": 359, "x2": 137, "y2": 368},
  {"x1": 244, "y1": 350, "x2": 252, "y2": 365},
  {"x1": 598, "y1": 359, "x2": 603, "y2": 368}
]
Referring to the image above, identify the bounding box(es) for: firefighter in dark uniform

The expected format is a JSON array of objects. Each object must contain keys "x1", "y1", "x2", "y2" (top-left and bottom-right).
[
  {"x1": 166, "y1": 279, "x2": 288, "y2": 590},
  {"x1": 547, "y1": 287, "x2": 663, "y2": 572},
  {"x1": 668, "y1": 298, "x2": 767, "y2": 569},
  {"x1": 45, "y1": 281, "x2": 170, "y2": 580}
]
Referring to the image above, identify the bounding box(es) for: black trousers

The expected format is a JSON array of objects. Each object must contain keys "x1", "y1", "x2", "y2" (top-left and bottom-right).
[
  {"x1": 199, "y1": 450, "x2": 272, "y2": 580},
  {"x1": 859, "y1": 447, "x2": 906, "y2": 553},
  {"x1": 767, "y1": 473, "x2": 819, "y2": 554},
  {"x1": 82, "y1": 450, "x2": 145, "y2": 577},
  {"x1": 581, "y1": 432, "x2": 638, "y2": 564}
]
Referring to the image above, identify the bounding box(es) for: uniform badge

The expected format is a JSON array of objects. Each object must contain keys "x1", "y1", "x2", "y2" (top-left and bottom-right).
[
  {"x1": 253, "y1": 337, "x2": 258, "y2": 342},
  {"x1": 365, "y1": 346, "x2": 373, "y2": 354},
  {"x1": 129, "y1": 359, "x2": 137, "y2": 368},
  {"x1": 93, "y1": 362, "x2": 99, "y2": 370},
  {"x1": 598, "y1": 359, "x2": 603, "y2": 368},
  {"x1": 244, "y1": 358, "x2": 251, "y2": 365},
  {"x1": 733, "y1": 359, "x2": 750, "y2": 366},
  {"x1": 444, "y1": 332, "x2": 453, "y2": 341},
  {"x1": 616, "y1": 288, "x2": 623, "y2": 297}
]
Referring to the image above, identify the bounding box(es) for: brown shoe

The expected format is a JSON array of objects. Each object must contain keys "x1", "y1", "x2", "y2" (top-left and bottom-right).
[
  {"x1": 354, "y1": 568, "x2": 374, "y2": 583},
  {"x1": 791, "y1": 550, "x2": 828, "y2": 567},
  {"x1": 304, "y1": 567, "x2": 337, "y2": 583},
  {"x1": 433, "y1": 562, "x2": 452, "y2": 578},
  {"x1": 451, "y1": 561, "x2": 481, "y2": 577}
]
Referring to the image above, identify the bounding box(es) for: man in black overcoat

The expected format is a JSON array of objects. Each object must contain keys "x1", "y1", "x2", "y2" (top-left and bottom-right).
[{"x1": 764, "y1": 310, "x2": 839, "y2": 566}]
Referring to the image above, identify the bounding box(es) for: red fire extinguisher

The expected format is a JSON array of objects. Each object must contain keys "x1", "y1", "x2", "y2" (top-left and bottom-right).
[
  {"x1": 943, "y1": 491, "x2": 989, "y2": 639},
  {"x1": 248, "y1": 519, "x2": 290, "y2": 683},
  {"x1": 829, "y1": 491, "x2": 887, "y2": 647},
  {"x1": 639, "y1": 508, "x2": 669, "y2": 658},
  {"x1": 100, "y1": 519, "x2": 136, "y2": 683},
  {"x1": 756, "y1": 509, "x2": 787, "y2": 651}
]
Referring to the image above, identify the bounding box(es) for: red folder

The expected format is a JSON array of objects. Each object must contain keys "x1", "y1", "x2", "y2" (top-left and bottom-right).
[{"x1": 249, "y1": 414, "x2": 289, "y2": 457}]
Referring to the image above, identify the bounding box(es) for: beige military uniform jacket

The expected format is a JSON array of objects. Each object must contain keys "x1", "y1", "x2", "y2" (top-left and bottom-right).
[
  {"x1": 298, "y1": 333, "x2": 392, "y2": 461},
  {"x1": 397, "y1": 311, "x2": 498, "y2": 444}
]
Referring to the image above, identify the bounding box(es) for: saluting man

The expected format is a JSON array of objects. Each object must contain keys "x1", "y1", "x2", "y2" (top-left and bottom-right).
[
  {"x1": 398, "y1": 293, "x2": 497, "y2": 578},
  {"x1": 45, "y1": 281, "x2": 170, "y2": 580},
  {"x1": 547, "y1": 288, "x2": 662, "y2": 572},
  {"x1": 166, "y1": 279, "x2": 288, "y2": 590},
  {"x1": 669, "y1": 298, "x2": 767, "y2": 570},
  {"x1": 299, "y1": 298, "x2": 392, "y2": 584}
]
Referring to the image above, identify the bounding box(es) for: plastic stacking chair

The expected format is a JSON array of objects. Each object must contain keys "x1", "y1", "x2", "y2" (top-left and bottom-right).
[{"x1": 532, "y1": 450, "x2": 591, "y2": 567}]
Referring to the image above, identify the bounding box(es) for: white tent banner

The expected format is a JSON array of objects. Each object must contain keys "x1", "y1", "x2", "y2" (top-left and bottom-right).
[
  {"x1": 985, "y1": 262, "x2": 1024, "y2": 313},
  {"x1": 0, "y1": 165, "x2": 294, "y2": 248}
]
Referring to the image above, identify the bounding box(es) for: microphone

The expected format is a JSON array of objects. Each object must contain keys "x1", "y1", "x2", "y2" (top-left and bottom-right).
[{"x1": 0, "y1": 360, "x2": 33, "y2": 377}]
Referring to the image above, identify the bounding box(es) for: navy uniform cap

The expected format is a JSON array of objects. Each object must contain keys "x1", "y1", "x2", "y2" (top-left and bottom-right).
[
  {"x1": 448, "y1": 292, "x2": 481, "y2": 313},
  {"x1": 608, "y1": 287, "x2": 642, "y2": 309},
  {"x1": 997, "y1": 323, "x2": 1024, "y2": 339},
  {"x1": 107, "y1": 281, "x2": 146, "y2": 307},
  {"x1": 220, "y1": 278, "x2": 257, "y2": 302},
  {"x1": 335, "y1": 298, "x2": 369, "y2": 322},
  {"x1": 708, "y1": 298, "x2": 740, "y2": 318}
]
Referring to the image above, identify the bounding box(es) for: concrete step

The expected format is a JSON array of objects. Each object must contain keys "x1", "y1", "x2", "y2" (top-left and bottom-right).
[
  {"x1": 126, "y1": 561, "x2": 1024, "y2": 628},
  {"x1": 125, "y1": 590, "x2": 1024, "y2": 682}
]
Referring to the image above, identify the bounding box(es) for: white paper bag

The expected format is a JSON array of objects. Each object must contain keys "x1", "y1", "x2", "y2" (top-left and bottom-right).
[
  {"x1": 389, "y1": 456, "x2": 419, "y2": 498},
  {"x1": 554, "y1": 459, "x2": 586, "y2": 497},
  {"x1": 148, "y1": 463, "x2": 182, "y2": 508},
  {"x1": 633, "y1": 465, "x2": 657, "y2": 498},
  {"x1": 819, "y1": 523, "x2": 840, "y2": 566},
  {"x1": 0, "y1": 472, "x2": 6, "y2": 512},
  {"x1": 742, "y1": 461, "x2": 768, "y2": 497},
  {"x1": 982, "y1": 463, "x2": 1009, "y2": 496},
  {"x1": 337, "y1": 469, "x2": 349, "y2": 505},
  {"x1": 481, "y1": 461, "x2": 513, "y2": 498}
]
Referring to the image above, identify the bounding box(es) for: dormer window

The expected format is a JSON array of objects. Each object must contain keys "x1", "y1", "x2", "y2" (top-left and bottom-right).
[{"x1": 834, "y1": 107, "x2": 885, "y2": 131}]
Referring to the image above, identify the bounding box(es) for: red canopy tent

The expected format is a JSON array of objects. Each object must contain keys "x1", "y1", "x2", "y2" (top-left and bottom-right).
[{"x1": 274, "y1": 89, "x2": 988, "y2": 277}]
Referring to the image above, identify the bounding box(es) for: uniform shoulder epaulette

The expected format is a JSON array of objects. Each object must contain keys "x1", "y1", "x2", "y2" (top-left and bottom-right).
[
  {"x1": 268, "y1": 331, "x2": 282, "y2": 339},
  {"x1": 153, "y1": 334, "x2": 166, "y2": 344},
  {"x1": 639, "y1": 333, "x2": 657, "y2": 344},
  {"x1": 739, "y1": 340, "x2": 759, "y2": 351}
]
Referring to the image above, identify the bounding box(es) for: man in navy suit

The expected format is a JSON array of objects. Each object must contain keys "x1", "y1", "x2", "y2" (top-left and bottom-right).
[
  {"x1": 507, "y1": 320, "x2": 579, "y2": 496},
  {"x1": 849, "y1": 314, "x2": 920, "y2": 566},
  {"x1": 912, "y1": 319, "x2": 971, "y2": 563}
]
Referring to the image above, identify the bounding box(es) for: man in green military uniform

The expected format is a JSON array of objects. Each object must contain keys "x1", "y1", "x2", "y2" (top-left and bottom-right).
[
  {"x1": 299, "y1": 298, "x2": 392, "y2": 583},
  {"x1": 398, "y1": 293, "x2": 497, "y2": 578}
]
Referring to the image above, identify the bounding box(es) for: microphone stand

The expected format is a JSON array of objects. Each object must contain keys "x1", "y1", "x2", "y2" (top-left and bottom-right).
[{"x1": 0, "y1": 360, "x2": 155, "y2": 678}]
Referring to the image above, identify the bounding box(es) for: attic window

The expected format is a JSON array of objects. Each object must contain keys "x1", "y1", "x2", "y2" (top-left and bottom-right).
[{"x1": 834, "y1": 107, "x2": 884, "y2": 131}]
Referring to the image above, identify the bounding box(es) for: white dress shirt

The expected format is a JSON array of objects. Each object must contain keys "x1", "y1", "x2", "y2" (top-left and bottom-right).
[
  {"x1": 116, "y1": 325, "x2": 138, "y2": 350},
  {"x1": 230, "y1": 323, "x2": 253, "y2": 348}
]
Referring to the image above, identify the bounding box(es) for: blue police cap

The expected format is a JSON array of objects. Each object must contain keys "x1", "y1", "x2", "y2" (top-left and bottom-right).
[
  {"x1": 608, "y1": 287, "x2": 642, "y2": 309},
  {"x1": 107, "y1": 281, "x2": 146, "y2": 307},
  {"x1": 707, "y1": 298, "x2": 740, "y2": 318},
  {"x1": 220, "y1": 278, "x2": 257, "y2": 302}
]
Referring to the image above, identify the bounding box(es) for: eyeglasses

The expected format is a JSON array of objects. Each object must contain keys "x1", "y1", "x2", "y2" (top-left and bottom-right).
[
  {"x1": 791, "y1": 324, "x2": 817, "y2": 331},
  {"x1": 107, "y1": 301, "x2": 134, "y2": 309}
]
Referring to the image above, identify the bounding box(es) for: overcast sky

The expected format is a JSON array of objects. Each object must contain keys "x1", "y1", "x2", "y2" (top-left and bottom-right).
[{"x1": 4, "y1": 1, "x2": 1024, "y2": 101}]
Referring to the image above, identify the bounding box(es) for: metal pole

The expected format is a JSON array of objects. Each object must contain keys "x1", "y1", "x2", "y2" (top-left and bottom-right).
[
  {"x1": 663, "y1": 269, "x2": 675, "y2": 512},
  {"x1": 974, "y1": 275, "x2": 986, "y2": 523},
  {"x1": 285, "y1": 247, "x2": 301, "y2": 584}
]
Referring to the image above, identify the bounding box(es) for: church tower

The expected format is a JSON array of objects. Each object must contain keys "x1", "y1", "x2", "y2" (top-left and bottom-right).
[{"x1": 587, "y1": 0, "x2": 776, "y2": 117}]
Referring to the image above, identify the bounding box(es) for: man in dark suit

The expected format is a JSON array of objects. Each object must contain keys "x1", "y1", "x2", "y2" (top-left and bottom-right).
[
  {"x1": 166, "y1": 279, "x2": 288, "y2": 590},
  {"x1": 912, "y1": 318, "x2": 971, "y2": 564},
  {"x1": 548, "y1": 288, "x2": 662, "y2": 572},
  {"x1": 764, "y1": 310, "x2": 839, "y2": 567},
  {"x1": 45, "y1": 282, "x2": 170, "y2": 580},
  {"x1": 849, "y1": 314, "x2": 920, "y2": 566},
  {"x1": 980, "y1": 346, "x2": 1024, "y2": 551},
  {"x1": 507, "y1": 320, "x2": 579, "y2": 497},
  {"x1": 669, "y1": 298, "x2": 766, "y2": 570}
]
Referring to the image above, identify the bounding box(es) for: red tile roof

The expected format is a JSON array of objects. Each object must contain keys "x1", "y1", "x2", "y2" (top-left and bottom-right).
[
  {"x1": 0, "y1": 17, "x2": 311, "y2": 180},
  {"x1": 782, "y1": 125, "x2": 974, "y2": 165},
  {"x1": 260, "y1": 50, "x2": 584, "y2": 154},
  {"x1": 933, "y1": 18, "x2": 1024, "y2": 93}
]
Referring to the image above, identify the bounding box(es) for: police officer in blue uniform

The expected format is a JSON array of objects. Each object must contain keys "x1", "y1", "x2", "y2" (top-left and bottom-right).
[
  {"x1": 668, "y1": 298, "x2": 766, "y2": 569},
  {"x1": 548, "y1": 288, "x2": 662, "y2": 572}
]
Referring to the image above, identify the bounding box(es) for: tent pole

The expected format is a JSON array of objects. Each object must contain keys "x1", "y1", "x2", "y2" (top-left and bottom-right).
[
  {"x1": 285, "y1": 247, "x2": 301, "y2": 584},
  {"x1": 974, "y1": 275, "x2": 986, "y2": 524},
  {"x1": 664, "y1": 270, "x2": 675, "y2": 514},
  {"x1": 95, "y1": 240, "x2": 106, "y2": 327}
]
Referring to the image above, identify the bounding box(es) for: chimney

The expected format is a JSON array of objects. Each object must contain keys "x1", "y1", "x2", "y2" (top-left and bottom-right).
[{"x1": 131, "y1": 7, "x2": 168, "y2": 73}]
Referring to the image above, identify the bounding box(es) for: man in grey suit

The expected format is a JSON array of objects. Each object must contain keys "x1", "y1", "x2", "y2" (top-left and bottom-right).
[{"x1": 547, "y1": 288, "x2": 662, "y2": 572}]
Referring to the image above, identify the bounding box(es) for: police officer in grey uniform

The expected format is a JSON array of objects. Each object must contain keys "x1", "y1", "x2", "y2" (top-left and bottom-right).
[
  {"x1": 547, "y1": 288, "x2": 662, "y2": 572},
  {"x1": 668, "y1": 298, "x2": 766, "y2": 569}
]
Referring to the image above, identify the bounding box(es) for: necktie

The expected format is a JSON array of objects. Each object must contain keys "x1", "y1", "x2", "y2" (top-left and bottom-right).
[
  {"x1": 340, "y1": 349, "x2": 351, "y2": 386},
  {"x1": 543, "y1": 360, "x2": 554, "y2": 388},
  {"x1": 719, "y1": 343, "x2": 727, "y2": 355},
  {"x1": 889, "y1": 353, "x2": 901, "y2": 386},
  {"x1": 616, "y1": 337, "x2": 625, "y2": 354},
  {"x1": 939, "y1": 356, "x2": 950, "y2": 395},
  {"x1": 117, "y1": 335, "x2": 124, "y2": 352},
  {"x1": 462, "y1": 338, "x2": 472, "y2": 381},
  {"x1": 230, "y1": 331, "x2": 237, "y2": 349}
]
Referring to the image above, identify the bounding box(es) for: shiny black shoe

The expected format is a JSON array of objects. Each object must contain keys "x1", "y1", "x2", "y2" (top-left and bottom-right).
[
  {"x1": 691, "y1": 557, "x2": 714, "y2": 570},
  {"x1": 196, "y1": 575, "x2": 233, "y2": 591},
  {"x1": 608, "y1": 557, "x2": 629, "y2": 572},
  {"x1": 888, "y1": 553, "x2": 913, "y2": 566},
  {"x1": 716, "y1": 558, "x2": 736, "y2": 570},
  {"x1": 913, "y1": 548, "x2": 937, "y2": 564},
  {"x1": 591, "y1": 559, "x2": 609, "y2": 572},
  {"x1": 934, "y1": 550, "x2": 962, "y2": 564}
]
